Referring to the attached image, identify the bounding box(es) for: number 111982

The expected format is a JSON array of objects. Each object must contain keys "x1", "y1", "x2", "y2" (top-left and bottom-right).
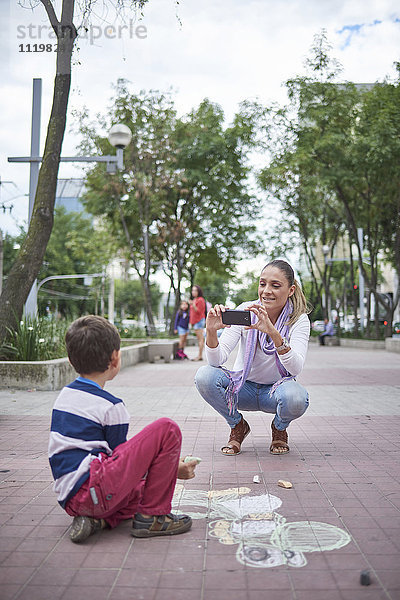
[{"x1": 19, "y1": 44, "x2": 57, "y2": 52}]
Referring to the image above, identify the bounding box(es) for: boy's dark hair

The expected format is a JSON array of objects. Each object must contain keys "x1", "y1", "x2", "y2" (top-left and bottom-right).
[{"x1": 65, "y1": 315, "x2": 121, "y2": 375}]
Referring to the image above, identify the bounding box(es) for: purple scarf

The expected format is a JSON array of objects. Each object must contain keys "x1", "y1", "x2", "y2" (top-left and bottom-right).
[{"x1": 222, "y1": 299, "x2": 294, "y2": 414}]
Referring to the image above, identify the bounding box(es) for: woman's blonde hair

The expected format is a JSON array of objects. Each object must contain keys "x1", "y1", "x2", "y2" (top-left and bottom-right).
[{"x1": 261, "y1": 259, "x2": 312, "y2": 326}]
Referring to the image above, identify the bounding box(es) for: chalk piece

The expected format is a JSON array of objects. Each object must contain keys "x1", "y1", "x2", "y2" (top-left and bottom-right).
[
  {"x1": 278, "y1": 479, "x2": 293, "y2": 489},
  {"x1": 253, "y1": 475, "x2": 261, "y2": 483},
  {"x1": 360, "y1": 570, "x2": 371, "y2": 586},
  {"x1": 184, "y1": 456, "x2": 202, "y2": 464}
]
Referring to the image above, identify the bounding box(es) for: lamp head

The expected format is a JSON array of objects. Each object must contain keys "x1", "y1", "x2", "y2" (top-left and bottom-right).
[{"x1": 108, "y1": 124, "x2": 132, "y2": 149}]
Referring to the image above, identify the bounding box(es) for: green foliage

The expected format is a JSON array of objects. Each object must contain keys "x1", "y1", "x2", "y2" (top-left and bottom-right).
[
  {"x1": 188, "y1": 267, "x2": 229, "y2": 306},
  {"x1": 116, "y1": 323, "x2": 146, "y2": 339},
  {"x1": 77, "y1": 82, "x2": 264, "y2": 325},
  {"x1": 114, "y1": 279, "x2": 160, "y2": 320},
  {"x1": 0, "y1": 316, "x2": 68, "y2": 361},
  {"x1": 258, "y1": 32, "x2": 400, "y2": 334},
  {"x1": 230, "y1": 271, "x2": 259, "y2": 306},
  {"x1": 37, "y1": 206, "x2": 115, "y2": 318}
]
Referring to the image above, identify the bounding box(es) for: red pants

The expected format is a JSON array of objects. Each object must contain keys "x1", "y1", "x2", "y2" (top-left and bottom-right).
[{"x1": 65, "y1": 418, "x2": 182, "y2": 528}]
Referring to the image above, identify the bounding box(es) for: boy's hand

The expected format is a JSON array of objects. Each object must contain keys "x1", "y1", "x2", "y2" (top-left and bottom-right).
[{"x1": 177, "y1": 458, "x2": 197, "y2": 480}]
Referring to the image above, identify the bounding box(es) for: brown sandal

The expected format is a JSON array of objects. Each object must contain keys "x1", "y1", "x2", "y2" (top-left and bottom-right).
[
  {"x1": 221, "y1": 416, "x2": 250, "y2": 455},
  {"x1": 270, "y1": 421, "x2": 289, "y2": 454}
]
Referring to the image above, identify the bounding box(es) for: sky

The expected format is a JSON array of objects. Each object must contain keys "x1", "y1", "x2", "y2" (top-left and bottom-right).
[{"x1": 0, "y1": 0, "x2": 399, "y2": 273}]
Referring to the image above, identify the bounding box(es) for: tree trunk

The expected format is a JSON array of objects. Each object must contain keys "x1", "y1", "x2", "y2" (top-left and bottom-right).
[
  {"x1": 0, "y1": 229, "x2": 3, "y2": 297},
  {"x1": 0, "y1": 0, "x2": 76, "y2": 344}
]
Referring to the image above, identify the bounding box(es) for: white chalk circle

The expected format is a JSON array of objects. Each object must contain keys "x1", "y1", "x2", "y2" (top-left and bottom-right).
[{"x1": 271, "y1": 521, "x2": 351, "y2": 553}]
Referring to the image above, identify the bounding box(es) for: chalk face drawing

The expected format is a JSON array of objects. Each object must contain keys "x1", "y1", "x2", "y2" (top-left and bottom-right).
[{"x1": 172, "y1": 485, "x2": 351, "y2": 568}]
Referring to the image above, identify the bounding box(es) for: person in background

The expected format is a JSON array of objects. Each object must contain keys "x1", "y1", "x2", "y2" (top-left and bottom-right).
[
  {"x1": 174, "y1": 299, "x2": 190, "y2": 359},
  {"x1": 189, "y1": 285, "x2": 206, "y2": 362},
  {"x1": 195, "y1": 260, "x2": 311, "y2": 456},
  {"x1": 318, "y1": 318, "x2": 334, "y2": 345}
]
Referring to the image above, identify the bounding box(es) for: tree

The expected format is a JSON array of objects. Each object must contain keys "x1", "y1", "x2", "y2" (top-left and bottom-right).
[
  {"x1": 258, "y1": 32, "x2": 400, "y2": 336},
  {"x1": 115, "y1": 279, "x2": 160, "y2": 321},
  {"x1": 79, "y1": 83, "x2": 264, "y2": 327},
  {"x1": 37, "y1": 206, "x2": 115, "y2": 317},
  {"x1": 230, "y1": 271, "x2": 260, "y2": 307},
  {"x1": 0, "y1": 0, "x2": 150, "y2": 345}
]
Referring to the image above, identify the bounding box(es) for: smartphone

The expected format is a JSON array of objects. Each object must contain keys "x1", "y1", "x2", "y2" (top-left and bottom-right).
[{"x1": 221, "y1": 310, "x2": 251, "y2": 326}]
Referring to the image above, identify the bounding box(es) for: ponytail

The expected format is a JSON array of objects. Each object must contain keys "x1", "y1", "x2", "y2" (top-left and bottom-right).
[{"x1": 288, "y1": 280, "x2": 312, "y2": 326}]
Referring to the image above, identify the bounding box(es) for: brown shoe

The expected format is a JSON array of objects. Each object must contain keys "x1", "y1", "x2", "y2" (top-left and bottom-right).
[
  {"x1": 221, "y1": 415, "x2": 250, "y2": 455},
  {"x1": 69, "y1": 516, "x2": 107, "y2": 543},
  {"x1": 270, "y1": 421, "x2": 289, "y2": 454},
  {"x1": 131, "y1": 512, "x2": 192, "y2": 537}
]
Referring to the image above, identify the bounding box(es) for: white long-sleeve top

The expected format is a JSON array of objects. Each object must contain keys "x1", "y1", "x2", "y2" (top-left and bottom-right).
[{"x1": 205, "y1": 301, "x2": 310, "y2": 384}]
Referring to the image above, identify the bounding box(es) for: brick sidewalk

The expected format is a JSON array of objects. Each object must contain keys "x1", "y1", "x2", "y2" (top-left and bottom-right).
[{"x1": 1, "y1": 344, "x2": 399, "y2": 600}]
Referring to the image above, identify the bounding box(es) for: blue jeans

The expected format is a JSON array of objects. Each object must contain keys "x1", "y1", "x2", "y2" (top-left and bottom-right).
[{"x1": 195, "y1": 365, "x2": 309, "y2": 430}]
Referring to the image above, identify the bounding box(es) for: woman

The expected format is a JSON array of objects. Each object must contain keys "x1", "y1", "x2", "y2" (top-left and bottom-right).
[
  {"x1": 195, "y1": 260, "x2": 310, "y2": 455},
  {"x1": 189, "y1": 285, "x2": 206, "y2": 362}
]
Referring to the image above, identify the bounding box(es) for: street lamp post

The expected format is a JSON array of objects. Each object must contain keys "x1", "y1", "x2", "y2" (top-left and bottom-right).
[{"x1": 8, "y1": 78, "x2": 132, "y2": 318}]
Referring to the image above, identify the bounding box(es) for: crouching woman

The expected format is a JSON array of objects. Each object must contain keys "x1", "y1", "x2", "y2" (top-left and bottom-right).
[{"x1": 195, "y1": 259, "x2": 311, "y2": 456}]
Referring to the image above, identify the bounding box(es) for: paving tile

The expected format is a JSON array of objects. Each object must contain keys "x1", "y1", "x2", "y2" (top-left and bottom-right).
[
  {"x1": 154, "y1": 589, "x2": 202, "y2": 600},
  {"x1": 375, "y1": 569, "x2": 400, "y2": 589},
  {"x1": 295, "y1": 592, "x2": 343, "y2": 600},
  {"x1": 70, "y1": 568, "x2": 119, "y2": 587},
  {"x1": 288, "y1": 569, "x2": 337, "y2": 589},
  {"x1": 81, "y1": 551, "x2": 128, "y2": 569},
  {"x1": 1, "y1": 345, "x2": 399, "y2": 598},
  {"x1": 246, "y1": 568, "x2": 292, "y2": 590},
  {"x1": 123, "y1": 551, "x2": 166, "y2": 570},
  {"x1": 339, "y1": 590, "x2": 388, "y2": 600},
  {"x1": 61, "y1": 585, "x2": 111, "y2": 600},
  {"x1": 204, "y1": 569, "x2": 247, "y2": 589},
  {"x1": 0, "y1": 584, "x2": 20, "y2": 600},
  {"x1": 248, "y1": 592, "x2": 296, "y2": 600},
  {"x1": 2, "y1": 551, "x2": 47, "y2": 567},
  {"x1": 44, "y1": 551, "x2": 93, "y2": 568},
  {"x1": 0, "y1": 566, "x2": 36, "y2": 585},
  {"x1": 162, "y1": 552, "x2": 204, "y2": 571},
  {"x1": 115, "y1": 567, "x2": 161, "y2": 588},
  {"x1": 158, "y1": 570, "x2": 203, "y2": 589},
  {"x1": 17, "y1": 585, "x2": 67, "y2": 600},
  {"x1": 109, "y1": 588, "x2": 156, "y2": 600},
  {"x1": 28, "y1": 566, "x2": 76, "y2": 587}
]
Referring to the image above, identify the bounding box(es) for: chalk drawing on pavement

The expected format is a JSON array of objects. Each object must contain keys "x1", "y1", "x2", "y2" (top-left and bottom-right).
[{"x1": 172, "y1": 485, "x2": 351, "y2": 568}]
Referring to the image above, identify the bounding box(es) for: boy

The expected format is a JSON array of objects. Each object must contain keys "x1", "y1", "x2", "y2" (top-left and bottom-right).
[{"x1": 48, "y1": 315, "x2": 197, "y2": 543}]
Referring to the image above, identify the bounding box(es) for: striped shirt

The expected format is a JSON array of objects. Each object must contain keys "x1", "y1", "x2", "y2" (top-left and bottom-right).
[{"x1": 48, "y1": 378, "x2": 130, "y2": 508}]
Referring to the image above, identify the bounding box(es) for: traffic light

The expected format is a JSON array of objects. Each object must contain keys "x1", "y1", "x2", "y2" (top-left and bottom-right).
[{"x1": 353, "y1": 284, "x2": 358, "y2": 290}]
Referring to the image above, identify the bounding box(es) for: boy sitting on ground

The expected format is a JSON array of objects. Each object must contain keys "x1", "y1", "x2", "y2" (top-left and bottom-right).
[{"x1": 48, "y1": 315, "x2": 197, "y2": 543}]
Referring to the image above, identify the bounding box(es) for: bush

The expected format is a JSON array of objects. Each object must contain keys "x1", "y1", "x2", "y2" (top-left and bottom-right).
[
  {"x1": 0, "y1": 317, "x2": 68, "y2": 361},
  {"x1": 115, "y1": 323, "x2": 146, "y2": 338}
]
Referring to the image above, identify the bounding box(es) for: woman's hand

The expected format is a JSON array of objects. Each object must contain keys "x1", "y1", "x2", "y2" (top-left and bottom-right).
[
  {"x1": 246, "y1": 303, "x2": 276, "y2": 336},
  {"x1": 206, "y1": 304, "x2": 229, "y2": 332},
  {"x1": 205, "y1": 304, "x2": 229, "y2": 349}
]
